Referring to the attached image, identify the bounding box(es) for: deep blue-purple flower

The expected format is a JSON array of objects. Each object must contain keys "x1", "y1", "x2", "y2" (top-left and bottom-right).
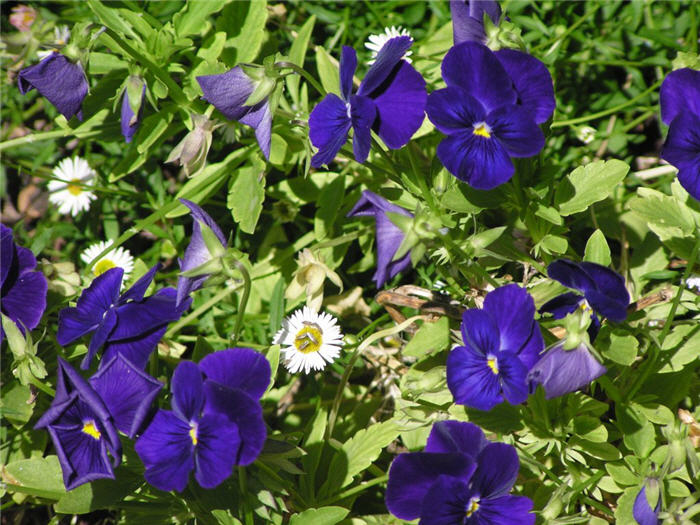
[
  {"x1": 451, "y1": 0, "x2": 501, "y2": 45},
  {"x1": 633, "y1": 484, "x2": 661, "y2": 525},
  {"x1": 120, "y1": 78, "x2": 146, "y2": 143},
  {"x1": 135, "y1": 348, "x2": 270, "y2": 491},
  {"x1": 447, "y1": 284, "x2": 543, "y2": 411},
  {"x1": 309, "y1": 36, "x2": 427, "y2": 167},
  {"x1": 386, "y1": 420, "x2": 535, "y2": 524},
  {"x1": 35, "y1": 358, "x2": 121, "y2": 490},
  {"x1": 527, "y1": 340, "x2": 606, "y2": 399},
  {"x1": 659, "y1": 68, "x2": 700, "y2": 200},
  {"x1": 540, "y1": 259, "x2": 629, "y2": 339},
  {"x1": 426, "y1": 42, "x2": 551, "y2": 189},
  {"x1": 347, "y1": 190, "x2": 413, "y2": 288},
  {"x1": 89, "y1": 353, "x2": 162, "y2": 438},
  {"x1": 197, "y1": 67, "x2": 272, "y2": 158},
  {"x1": 176, "y1": 198, "x2": 228, "y2": 307},
  {"x1": 57, "y1": 265, "x2": 190, "y2": 370},
  {"x1": 0, "y1": 224, "x2": 47, "y2": 345},
  {"x1": 18, "y1": 51, "x2": 88, "y2": 121}
]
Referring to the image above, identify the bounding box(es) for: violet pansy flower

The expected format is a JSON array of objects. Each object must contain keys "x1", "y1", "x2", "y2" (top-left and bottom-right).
[
  {"x1": 659, "y1": 68, "x2": 700, "y2": 200},
  {"x1": 197, "y1": 67, "x2": 272, "y2": 159},
  {"x1": 176, "y1": 198, "x2": 228, "y2": 307},
  {"x1": 633, "y1": 484, "x2": 661, "y2": 525},
  {"x1": 120, "y1": 77, "x2": 146, "y2": 143},
  {"x1": 447, "y1": 284, "x2": 543, "y2": 411},
  {"x1": 450, "y1": 0, "x2": 501, "y2": 45},
  {"x1": 57, "y1": 265, "x2": 190, "y2": 370},
  {"x1": 426, "y1": 42, "x2": 551, "y2": 189},
  {"x1": 35, "y1": 358, "x2": 121, "y2": 490},
  {"x1": 386, "y1": 420, "x2": 535, "y2": 524},
  {"x1": 308, "y1": 36, "x2": 427, "y2": 167},
  {"x1": 0, "y1": 224, "x2": 48, "y2": 345},
  {"x1": 347, "y1": 190, "x2": 413, "y2": 288},
  {"x1": 18, "y1": 51, "x2": 88, "y2": 121}
]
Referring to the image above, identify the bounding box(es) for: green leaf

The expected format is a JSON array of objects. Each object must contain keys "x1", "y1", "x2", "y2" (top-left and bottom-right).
[
  {"x1": 314, "y1": 175, "x2": 345, "y2": 241},
  {"x1": 87, "y1": 52, "x2": 128, "y2": 75},
  {"x1": 286, "y1": 16, "x2": 316, "y2": 107},
  {"x1": 617, "y1": 404, "x2": 655, "y2": 457},
  {"x1": 218, "y1": 1, "x2": 268, "y2": 64},
  {"x1": 403, "y1": 317, "x2": 450, "y2": 358},
  {"x1": 570, "y1": 437, "x2": 621, "y2": 461},
  {"x1": 320, "y1": 420, "x2": 401, "y2": 497},
  {"x1": 87, "y1": 0, "x2": 139, "y2": 41},
  {"x1": 289, "y1": 507, "x2": 349, "y2": 525},
  {"x1": 228, "y1": 157, "x2": 266, "y2": 234},
  {"x1": 584, "y1": 229, "x2": 612, "y2": 266},
  {"x1": 538, "y1": 233, "x2": 568, "y2": 254},
  {"x1": 555, "y1": 159, "x2": 630, "y2": 215},
  {"x1": 605, "y1": 464, "x2": 639, "y2": 486},
  {"x1": 173, "y1": 0, "x2": 224, "y2": 37},
  {"x1": 268, "y1": 277, "x2": 286, "y2": 337},
  {"x1": 316, "y1": 46, "x2": 340, "y2": 96},
  {"x1": 0, "y1": 383, "x2": 34, "y2": 425},
  {"x1": 3, "y1": 456, "x2": 66, "y2": 500},
  {"x1": 605, "y1": 333, "x2": 638, "y2": 366},
  {"x1": 300, "y1": 405, "x2": 328, "y2": 501}
]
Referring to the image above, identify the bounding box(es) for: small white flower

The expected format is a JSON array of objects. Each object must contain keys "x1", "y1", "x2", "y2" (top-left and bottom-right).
[
  {"x1": 686, "y1": 274, "x2": 700, "y2": 293},
  {"x1": 81, "y1": 241, "x2": 134, "y2": 279},
  {"x1": 365, "y1": 26, "x2": 413, "y2": 64},
  {"x1": 38, "y1": 26, "x2": 71, "y2": 60},
  {"x1": 48, "y1": 157, "x2": 97, "y2": 216},
  {"x1": 273, "y1": 306, "x2": 344, "y2": 374}
]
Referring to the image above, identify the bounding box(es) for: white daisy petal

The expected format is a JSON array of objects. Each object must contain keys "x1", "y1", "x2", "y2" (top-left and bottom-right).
[
  {"x1": 365, "y1": 26, "x2": 413, "y2": 65},
  {"x1": 48, "y1": 156, "x2": 97, "y2": 217},
  {"x1": 272, "y1": 306, "x2": 344, "y2": 374},
  {"x1": 81, "y1": 240, "x2": 134, "y2": 280}
]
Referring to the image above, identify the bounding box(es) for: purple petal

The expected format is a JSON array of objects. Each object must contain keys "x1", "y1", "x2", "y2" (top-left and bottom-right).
[
  {"x1": 447, "y1": 345, "x2": 503, "y2": 410},
  {"x1": 497, "y1": 351, "x2": 530, "y2": 406},
  {"x1": 203, "y1": 382, "x2": 266, "y2": 466},
  {"x1": 436, "y1": 130, "x2": 515, "y2": 189},
  {"x1": 135, "y1": 409, "x2": 194, "y2": 492},
  {"x1": 119, "y1": 264, "x2": 159, "y2": 304},
  {"x1": 495, "y1": 49, "x2": 555, "y2": 124},
  {"x1": 198, "y1": 348, "x2": 271, "y2": 400},
  {"x1": 427, "y1": 87, "x2": 486, "y2": 134},
  {"x1": 476, "y1": 495, "x2": 535, "y2": 524},
  {"x1": 517, "y1": 322, "x2": 545, "y2": 371},
  {"x1": 193, "y1": 412, "x2": 240, "y2": 488},
  {"x1": 180, "y1": 199, "x2": 227, "y2": 246},
  {"x1": 662, "y1": 112, "x2": 700, "y2": 201},
  {"x1": 450, "y1": 0, "x2": 501, "y2": 45},
  {"x1": 487, "y1": 105, "x2": 545, "y2": 157},
  {"x1": 424, "y1": 420, "x2": 486, "y2": 457},
  {"x1": 347, "y1": 190, "x2": 411, "y2": 217},
  {"x1": 527, "y1": 342, "x2": 606, "y2": 399},
  {"x1": 1, "y1": 268, "x2": 47, "y2": 334},
  {"x1": 369, "y1": 61, "x2": 427, "y2": 149},
  {"x1": 659, "y1": 68, "x2": 700, "y2": 125},
  {"x1": 17, "y1": 52, "x2": 88, "y2": 120},
  {"x1": 349, "y1": 94, "x2": 377, "y2": 163},
  {"x1": 385, "y1": 452, "x2": 476, "y2": 520},
  {"x1": 339, "y1": 46, "x2": 357, "y2": 101},
  {"x1": 441, "y1": 42, "x2": 516, "y2": 112},
  {"x1": 239, "y1": 99, "x2": 272, "y2": 159},
  {"x1": 579, "y1": 262, "x2": 630, "y2": 322},
  {"x1": 373, "y1": 207, "x2": 412, "y2": 287},
  {"x1": 358, "y1": 36, "x2": 414, "y2": 97},
  {"x1": 483, "y1": 285, "x2": 535, "y2": 354},
  {"x1": 172, "y1": 361, "x2": 204, "y2": 422},
  {"x1": 81, "y1": 308, "x2": 118, "y2": 369},
  {"x1": 460, "y1": 309, "x2": 500, "y2": 354},
  {"x1": 0, "y1": 224, "x2": 14, "y2": 288},
  {"x1": 89, "y1": 354, "x2": 163, "y2": 438},
  {"x1": 420, "y1": 475, "x2": 471, "y2": 525},
  {"x1": 540, "y1": 292, "x2": 583, "y2": 320},
  {"x1": 109, "y1": 293, "x2": 182, "y2": 341},
  {"x1": 633, "y1": 486, "x2": 660, "y2": 525},
  {"x1": 309, "y1": 93, "x2": 351, "y2": 168},
  {"x1": 547, "y1": 259, "x2": 597, "y2": 294},
  {"x1": 197, "y1": 67, "x2": 254, "y2": 121},
  {"x1": 101, "y1": 323, "x2": 168, "y2": 370},
  {"x1": 120, "y1": 83, "x2": 145, "y2": 143},
  {"x1": 472, "y1": 442, "x2": 519, "y2": 498}
]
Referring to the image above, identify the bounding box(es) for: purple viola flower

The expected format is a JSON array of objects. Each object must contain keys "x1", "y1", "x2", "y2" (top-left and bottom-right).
[
  {"x1": 135, "y1": 348, "x2": 269, "y2": 491},
  {"x1": 633, "y1": 484, "x2": 661, "y2": 525},
  {"x1": 426, "y1": 42, "x2": 548, "y2": 189},
  {"x1": 18, "y1": 51, "x2": 88, "y2": 121},
  {"x1": 1, "y1": 224, "x2": 47, "y2": 345},
  {"x1": 659, "y1": 68, "x2": 700, "y2": 200},
  {"x1": 540, "y1": 259, "x2": 629, "y2": 339},
  {"x1": 89, "y1": 353, "x2": 162, "y2": 438},
  {"x1": 120, "y1": 77, "x2": 146, "y2": 143},
  {"x1": 447, "y1": 284, "x2": 543, "y2": 411},
  {"x1": 308, "y1": 36, "x2": 427, "y2": 167},
  {"x1": 347, "y1": 190, "x2": 413, "y2": 288},
  {"x1": 197, "y1": 67, "x2": 272, "y2": 159},
  {"x1": 57, "y1": 265, "x2": 190, "y2": 370},
  {"x1": 35, "y1": 358, "x2": 121, "y2": 490},
  {"x1": 176, "y1": 198, "x2": 228, "y2": 307},
  {"x1": 526, "y1": 341, "x2": 606, "y2": 399},
  {"x1": 386, "y1": 420, "x2": 535, "y2": 524},
  {"x1": 450, "y1": 0, "x2": 501, "y2": 45}
]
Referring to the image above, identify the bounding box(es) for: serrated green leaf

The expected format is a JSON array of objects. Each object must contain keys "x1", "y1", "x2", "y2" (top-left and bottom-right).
[
  {"x1": 555, "y1": 159, "x2": 629, "y2": 215},
  {"x1": 584, "y1": 229, "x2": 611, "y2": 266},
  {"x1": 617, "y1": 404, "x2": 655, "y2": 457},
  {"x1": 539, "y1": 233, "x2": 568, "y2": 254},
  {"x1": 289, "y1": 507, "x2": 349, "y2": 525},
  {"x1": 228, "y1": 158, "x2": 266, "y2": 234},
  {"x1": 605, "y1": 463, "x2": 639, "y2": 486},
  {"x1": 403, "y1": 317, "x2": 450, "y2": 358}
]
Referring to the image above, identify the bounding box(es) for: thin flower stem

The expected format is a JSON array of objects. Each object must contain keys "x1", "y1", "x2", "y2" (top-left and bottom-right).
[
  {"x1": 0, "y1": 126, "x2": 111, "y2": 152},
  {"x1": 225, "y1": 259, "x2": 251, "y2": 346},
  {"x1": 238, "y1": 467, "x2": 254, "y2": 525},
  {"x1": 437, "y1": 232, "x2": 500, "y2": 288},
  {"x1": 30, "y1": 376, "x2": 55, "y2": 397},
  {"x1": 274, "y1": 62, "x2": 326, "y2": 96},
  {"x1": 532, "y1": 3, "x2": 601, "y2": 53},
  {"x1": 550, "y1": 79, "x2": 663, "y2": 128},
  {"x1": 316, "y1": 474, "x2": 389, "y2": 507},
  {"x1": 165, "y1": 284, "x2": 240, "y2": 338}
]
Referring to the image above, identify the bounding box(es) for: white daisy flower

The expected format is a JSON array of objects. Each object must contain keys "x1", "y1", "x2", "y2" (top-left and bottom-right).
[
  {"x1": 365, "y1": 26, "x2": 413, "y2": 64},
  {"x1": 38, "y1": 26, "x2": 71, "y2": 60},
  {"x1": 81, "y1": 241, "x2": 134, "y2": 279},
  {"x1": 273, "y1": 306, "x2": 344, "y2": 374},
  {"x1": 48, "y1": 157, "x2": 97, "y2": 216}
]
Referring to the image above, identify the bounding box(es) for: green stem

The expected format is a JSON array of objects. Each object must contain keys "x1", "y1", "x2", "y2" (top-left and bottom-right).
[
  {"x1": 30, "y1": 376, "x2": 56, "y2": 397},
  {"x1": 317, "y1": 474, "x2": 388, "y2": 507},
  {"x1": 532, "y1": 3, "x2": 601, "y2": 53},
  {"x1": 237, "y1": 467, "x2": 254, "y2": 525},
  {"x1": 0, "y1": 126, "x2": 111, "y2": 152},
  {"x1": 551, "y1": 79, "x2": 662, "y2": 128},
  {"x1": 275, "y1": 62, "x2": 326, "y2": 96},
  {"x1": 225, "y1": 259, "x2": 251, "y2": 346},
  {"x1": 165, "y1": 284, "x2": 240, "y2": 338}
]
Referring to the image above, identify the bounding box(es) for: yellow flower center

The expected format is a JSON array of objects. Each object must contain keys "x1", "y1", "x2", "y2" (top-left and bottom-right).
[
  {"x1": 579, "y1": 300, "x2": 593, "y2": 314},
  {"x1": 294, "y1": 323, "x2": 323, "y2": 354},
  {"x1": 487, "y1": 357, "x2": 499, "y2": 375},
  {"x1": 67, "y1": 178, "x2": 83, "y2": 196},
  {"x1": 189, "y1": 423, "x2": 198, "y2": 446},
  {"x1": 93, "y1": 259, "x2": 116, "y2": 276},
  {"x1": 82, "y1": 420, "x2": 101, "y2": 440},
  {"x1": 472, "y1": 122, "x2": 491, "y2": 139},
  {"x1": 466, "y1": 498, "x2": 480, "y2": 517}
]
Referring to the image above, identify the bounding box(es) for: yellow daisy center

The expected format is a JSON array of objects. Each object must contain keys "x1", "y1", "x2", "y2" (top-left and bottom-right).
[
  {"x1": 294, "y1": 323, "x2": 323, "y2": 354},
  {"x1": 487, "y1": 356, "x2": 499, "y2": 375},
  {"x1": 82, "y1": 420, "x2": 101, "y2": 440},
  {"x1": 67, "y1": 178, "x2": 83, "y2": 195},
  {"x1": 93, "y1": 259, "x2": 116, "y2": 276},
  {"x1": 472, "y1": 122, "x2": 491, "y2": 139},
  {"x1": 189, "y1": 423, "x2": 198, "y2": 446},
  {"x1": 466, "y1": 498, "x2": 480, "y2": 517}
]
